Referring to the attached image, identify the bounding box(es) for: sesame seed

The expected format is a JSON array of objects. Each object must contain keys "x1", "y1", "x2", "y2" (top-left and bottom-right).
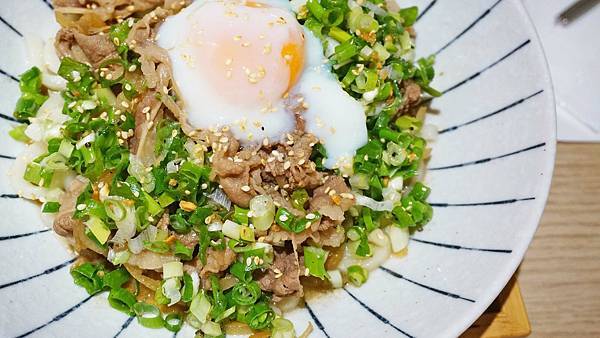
[
  {"x1": 128, "y1": 64, "x2": 137, "y2": 72},
  {"x1": 76, "y1": 204, "x2": 87, "y2": 211},
  {"x1": 121, "y1": 101, "x2": 130, "y2": 108},
  {"x1": 253, "y1": 256, "x2": 260, "y2": 265},
  {"x1": 105, "y1": 73, "x2": 113, "y2": 80},
  {"x1": 304, "y1": 268, "x2": 310, "y2": 276},
  {"x1": 306, "y1": 213, "x2": 316, "y2": 220},
  {"x1": 283, "y1": 161, "x2": 291, "y2": 170},
  {"x1": 201, "y1": 183, "x2": 208, "y2": 189},
  {"x1": 340, "y1": 192, "x2": 355, "y2": 200},
  {"x1": 246, "y1": 257, "x2": 252, "y2": 266},
  {"x1": 279, "y1": 214, "x2": 288, "y2": 222},
  {"x1": 241, "y1": 185, "x2": 251, "y2": 192},
  {"x1": 262, "y1": 138, "x2": 269, "y2": 146},
  {"x1": 120, "y1": 114, "x2": 127, "y2": 122},
  {"x1": 298, "y1": 159, "x2": 306, "y2": 165}
]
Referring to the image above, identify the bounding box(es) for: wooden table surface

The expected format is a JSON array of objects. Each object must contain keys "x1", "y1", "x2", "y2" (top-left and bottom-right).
[{"x1": 519, "y1": 143, "x2": 600, "y2": 337}]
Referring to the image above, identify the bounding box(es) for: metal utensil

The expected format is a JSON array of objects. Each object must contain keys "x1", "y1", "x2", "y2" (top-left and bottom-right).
[{"x1": 558, "y1": 0, "x2": 600, "y2": 25}]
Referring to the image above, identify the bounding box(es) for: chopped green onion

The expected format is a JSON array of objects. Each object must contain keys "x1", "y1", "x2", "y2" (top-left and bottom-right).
[
  {"x1": 23, "y1": 162, "x2": 54, "y2": 187},
  {"x1": 190, "y1": 292, "x2": 212, "y2": 324},
  {"x1": 200, "y1": 320, "x2": 222, "y2": 336},
  {"x1": 231, "y1": 281, "x2": 262, "y2": 306},
  {"x1": 85, "y1": 216, "x2": 111, "y2": 245},
  {"x1": 240, "y1": 225, "x2": 255, "y2": 242},
  {"x1": 291, "y1": 189, "x2": 309, "y2": 211},
  {"x1": 164, "y1": 313, "x2": 183, "y2": 332},
  {"x1": 103, "y1": 267, "x2": 131, "y2": 289},
  {"x1": 133, "y1": 302, "x2": 164, "y2": 328},
  {"x1": 162, "y1": 261, "x2": 183, "y2": 279},
  {"x1": 328, "y1": 26, "x2": 352, "y2": 42},
  {"x1": 272, "y1": 317, "x2": 296, "y2": 338},
  {"x1": 232, "y1": 205, "x2": 249, "y2": 225},
  {"x1": 173, "y1": 240, "x2": 194, "y2": 261},
  {"x1": 306, "y1": 0, "x2": 326, "y2": 21},
  {"x1": 249, "y1": 195, "x2": 275, "y2": 231},
  {"x1": 222, "y1": 220, "x2": 242, "y2": 240},
  {"x1": 108, "y1": 288, "x2": 136, "y2": 314},
  {"x1": 108, "y1": 249, "x2": 131, "y2": 265},
  {"x1": 304, "y1": 246, "x2": 329, "y2": 280},
  {"x1": 42, "y1": 201, "x2": 61, "y2": 213},
  {"x1": 154, "y1": 281, "x2": 170, "y2": 305},
  {"x1": 9, "y1": 124, "x2": 30, "y2": 143},
  {"x1": 71, "y1": 263, "x2": 104, "y2": 295},
  {"x1": 143, "y1": 240, "x2": 170, "y2": 253},
  {"x1": 275, "y1": 207, "x2": 295, "y2": 230},
  {"x1": 399, "y1": 6, "x2": 419, "y2": 27},
  {"x1": 181, "y1": 273, "x2": 195, "y2": 303},
  {"x1": 245, "y1": 302, "x2": 275, "y2": 330},
  {"x1": 347, "y1": 265, "x2": 368, "y2": 286}
]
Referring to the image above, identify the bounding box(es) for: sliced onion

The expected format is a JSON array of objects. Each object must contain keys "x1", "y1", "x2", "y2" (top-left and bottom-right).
[
  {"x1": 162, "y1": 278, "x2": 182, "y2": 306},
  {"x1": 109, "y1": 197, "x2": 138, "y2": 244},
  {"x1": 190, "y1": 271, "x2": 200, "y2": 297},
  {"x1": 166, "y1": 160, "x2": 180, "y2": 173},
  {"x1": 207, "y1": 222, "x2": 223, "y2": 232},
  {"x1": 367, "y1": 228, "x2": 387, "y2": 246},
  {"x1": 354, "y1": 194, "x2": 394, "y2": 211},
  {"x1": 209, "y1": 187, "x2": 231, "y2": 210},
  {"x1": 76, "y1": 132, "x2": 96, "y2": 149},
  {"x1": 385, "y1": 226, "x2": 409, "y2": 253},
  {"x1": 338, "y1": 235, "x2": 391, "y2": 273},
  {"x1": 362, "y1": 1, "x2": 387, "y2": 16}
]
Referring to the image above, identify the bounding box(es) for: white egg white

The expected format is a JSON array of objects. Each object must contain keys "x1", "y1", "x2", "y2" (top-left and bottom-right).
[{"x1": 158, "y1": 0, "x2": 367, "y2": 170}]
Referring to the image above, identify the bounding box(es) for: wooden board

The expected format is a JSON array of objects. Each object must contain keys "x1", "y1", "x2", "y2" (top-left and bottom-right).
[
  {"x1": 519, "y1": 143, "x2": 600, "y2": 337},
  {"x1": 462, "y1": 277, "x2": 531, "y2": 338}
]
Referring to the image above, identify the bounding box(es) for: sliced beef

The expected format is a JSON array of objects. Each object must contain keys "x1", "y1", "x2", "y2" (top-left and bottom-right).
[
  {"x1": 199, "y1": 247, "x2": 236, "y2": 278},
  {"x1": 256, "y1": 248, "x2": 302, "y2": 297},
  {"x1": 309, "y1": 176, "x2": 355, "y2": 231},
  {"x1": 53, "y1": 176, "x2": 89, "y2": 236},
  {"x1": 398, "y1": 80, "x2": 422, "y2": 115},
  {"x1": 211, "y1": 132, "x2": 323, "y2": 208},
  {"x1": 55, "y1": 28, "x2": 117, "y2": 66}
]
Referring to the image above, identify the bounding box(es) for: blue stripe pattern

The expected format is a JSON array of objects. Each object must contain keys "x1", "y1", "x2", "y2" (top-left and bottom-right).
[
  {"x1": 416, "y1": 0, "x2": 437, "y2": 21},
  {"x1": 41, "y1": 0, "x2": 54, "y2": 10},
  {"x1": 305, "y1": 302, "x2": 331, "y2": 338},
  {"x1": 0, "y1": 229, "x2": 51, "y2": 241},
  {"x1": 0, "y1": 67, "x2": 19, "y2": 82},
  {"x1": 0, "y1": 15, "x2": 23, "y2": 37},
  {"x1": 0, "y1": 257, "x2": 76, "y2": 290},
  {"x1": 429, "y1": 142, "x2": 546, "y2": 170},
  {"x1": 380, "y1": 266, "x2": 476, "y2": 302},
  {"x1": 435, "y1": 0, "x2": 503, "y2": 55},
  {"x1": 113, "y1": 316, "x2": 135, "y2": 338},
  {"x1": 411, "y1": 238, "x2": 513, "y2": 254},
  {"x1": 430, "y1": 197, "x2": 535, "y2": 207},
  {"x1": 0, "y1": 112, "x2": 19, "y2": 123},
  {"x1": 439, "y1": 90, "x2": 544, "y2": 134},
  {"x1": 343, "y1": 288, "x2": 414, "y2": 338},
  {"x1": 442, "y1": 40, "x2": 531, "y2": 95},
  {"x1": 14, "y1": 295, "x2": 94, "y2": 338}
]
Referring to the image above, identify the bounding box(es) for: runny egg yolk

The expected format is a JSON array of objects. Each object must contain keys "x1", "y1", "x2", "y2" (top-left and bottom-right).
[{"x1": 185, "y1": 0, "x2": 305, "y2": 113}]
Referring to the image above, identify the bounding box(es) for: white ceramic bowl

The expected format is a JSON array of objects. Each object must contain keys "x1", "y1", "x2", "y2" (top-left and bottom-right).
[{"x1": 0, "y1": 0, "x2": 556, "y2": 337}]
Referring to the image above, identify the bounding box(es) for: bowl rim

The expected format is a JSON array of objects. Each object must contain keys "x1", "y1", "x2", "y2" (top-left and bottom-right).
[{"x1": 444, "y1": 1, "x2": 557, "y2": 336}]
